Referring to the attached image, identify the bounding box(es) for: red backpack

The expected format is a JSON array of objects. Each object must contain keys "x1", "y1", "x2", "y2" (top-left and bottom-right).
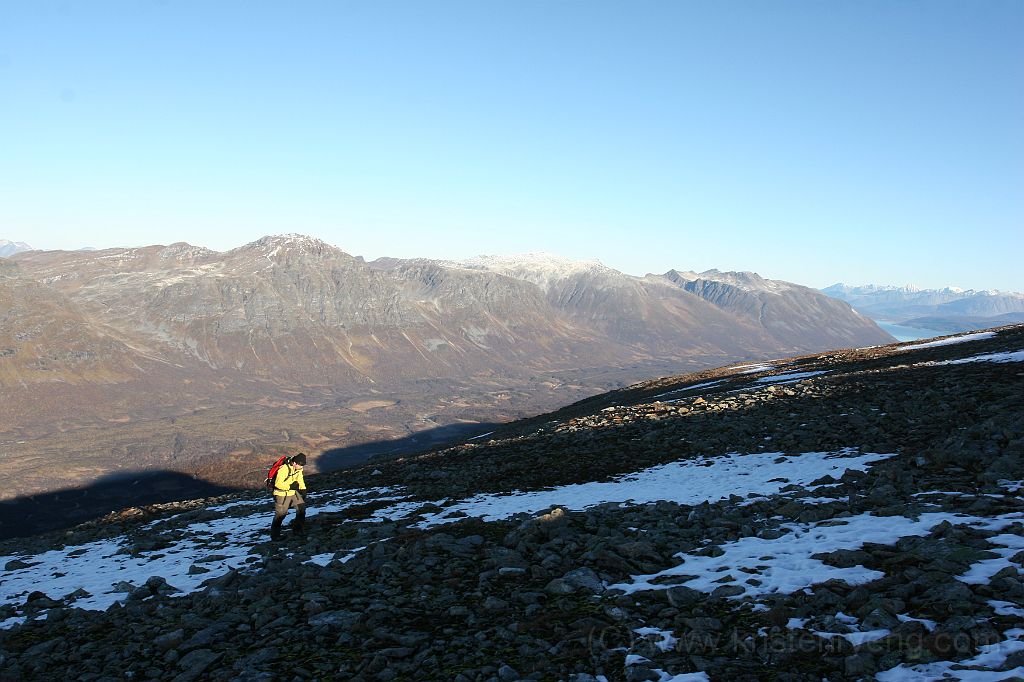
[{"x1": 265, "y1": 455, "x2": 291, "y2": 494}]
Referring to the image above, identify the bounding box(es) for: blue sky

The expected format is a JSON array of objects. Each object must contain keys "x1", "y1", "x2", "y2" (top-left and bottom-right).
[{"x1": 1, "y1": 1, "x2": 1021, "y2": 290}]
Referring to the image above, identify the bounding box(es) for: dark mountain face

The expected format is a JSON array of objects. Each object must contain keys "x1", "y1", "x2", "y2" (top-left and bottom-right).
[{"x1": 4, "y1": 236, "x2": 893, "y2": 499}]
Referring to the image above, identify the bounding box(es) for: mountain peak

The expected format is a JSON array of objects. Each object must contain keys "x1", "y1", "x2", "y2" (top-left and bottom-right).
[
  {"x1": 457, "y1": 252, "x2": 616, "y2": 289},
  {"x1": 157, "y1": 242, "x2": 219, "y2": 262},
  {"x1": 462, "y1": 252, "x2": 605, "y2": 270},
  {"x1": 228, "y1": 234, "x2": 350, "y2": 262},
  {"x1": 667, "y1": 268, "x2": 795, "y2": 294},
  {"x1": 244, "y1": 234, "x2": 332, "y2": 250},
  {"x1": 0, "y1": 239, "x2": 32, "y2": 258}
]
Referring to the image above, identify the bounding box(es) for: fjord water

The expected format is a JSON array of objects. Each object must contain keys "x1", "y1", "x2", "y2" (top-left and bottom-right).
[{"x1": 877, "y1": 321, "x2": 951, "y2": 342}]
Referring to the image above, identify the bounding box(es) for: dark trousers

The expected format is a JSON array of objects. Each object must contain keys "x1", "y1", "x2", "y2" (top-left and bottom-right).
[{"x1": 271, "y1": 493, "x2": 305, "y2": 538}]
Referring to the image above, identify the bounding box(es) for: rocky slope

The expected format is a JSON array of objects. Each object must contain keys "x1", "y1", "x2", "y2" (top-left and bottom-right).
[
  {"x1": 2, "y1": 237, "x2": 891, "y2": 500},
  {"x1": 1, "y1": 324, "x2": 1021, "y2": 681}
]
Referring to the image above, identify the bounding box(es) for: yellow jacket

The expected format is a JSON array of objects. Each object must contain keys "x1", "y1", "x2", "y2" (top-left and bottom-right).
[{"x1": 272, "y1": 463, "x2": 306, "y2": 497}]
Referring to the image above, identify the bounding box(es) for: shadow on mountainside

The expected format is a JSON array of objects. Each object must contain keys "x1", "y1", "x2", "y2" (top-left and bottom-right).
[
  {"x1": 0, "y1": 471, "x2": 242, "y2": 541},
  {"x1": 317, "y1": 421, "x2": 504, "y2": 472},
  {"x1": 1, "y1": 422, "x2": 505, "y2": 542}
]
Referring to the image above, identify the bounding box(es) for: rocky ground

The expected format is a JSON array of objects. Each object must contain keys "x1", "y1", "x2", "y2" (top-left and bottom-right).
[{"x1": 1, "y1": 326, "x2": 1022, "y2": 681}]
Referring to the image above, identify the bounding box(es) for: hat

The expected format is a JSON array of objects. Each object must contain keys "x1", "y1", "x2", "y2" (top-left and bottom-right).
[{"x1": 291, "y1": 453, "x2": 307, "y2": 465}]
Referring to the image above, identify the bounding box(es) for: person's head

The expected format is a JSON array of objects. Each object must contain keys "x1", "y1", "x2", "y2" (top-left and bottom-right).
[{"x1": 291, "y1": 453, "x2": 306, "y2": 468}]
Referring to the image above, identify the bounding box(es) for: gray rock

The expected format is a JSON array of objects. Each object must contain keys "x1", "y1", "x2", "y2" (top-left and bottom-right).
[
  {"x1": 666, "y1": 585, "x2": 702, "y2": 607},
  {"x1": 483, "y1": 596, "x2": 509, "y2": 612},
  {"x1": 498, "y1": 664, "x2": 520, "y2": 681},
  {"x1": 684, "y1": 617, "x2": 723, "y2": 632},
  {"x1": 154, "y1": 628, "x2": 185, "y2": 652},
  {"x1": 861, "y1": 608, "x2": 900, "y2": 630},
  {"x1": 128, "y1": 585, "x2": 151, "y2": 601},
  {"x1": 545, "y1": 578, "x2": 576, "y2": 595},
  {"x1": 562, "y1": 567, "x2": 605, "y2": 593},
  {"x1": 145, "y1": 575, "x2": 169, "y2": 591},
  {"x1": 843, "y1": 652, "x2": 876, "y2": 677},
  {"x1": 308, "y1": 610, "x2": 361, "y2": 629},
  {"x1": 498, "y1": 567, "x2": 527, "y2": 577},
  {"x1": 23, "y1": 637, "x2": 62, "y2": 657},
  {"x1": 184, "y1": 623, "x2": 226, "y2": 650},
  {"x1": 175, "y1": 649, "x2": 223, "y2": 681},
  {"x1": 625, "y1": 664, "x2": 660, "y2": 682},
  {"x1": 4, "y1": 559, "x2": 34, "y2": 571},
  {"x1": 236, "y1": 646, "x2": 281, "y2": 668}
]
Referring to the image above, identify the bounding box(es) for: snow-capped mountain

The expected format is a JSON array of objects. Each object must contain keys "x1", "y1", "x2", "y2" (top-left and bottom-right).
[
  {"x1": 455, "y1": 252, "x2": 616, "y2": 291},
  {"x1": 2, "y1": 324, "x2": 1022, "y2": 680},
  {"x1": 822, "y1": 283, "x2": 1024, "y2": 320},
  {"x1": 0, "y1": 240, "x2": 31, "y2": 258}
]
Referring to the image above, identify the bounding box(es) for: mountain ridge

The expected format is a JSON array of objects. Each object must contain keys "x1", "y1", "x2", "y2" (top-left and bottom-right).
[
  {"x1": 823, "y1": 282, "x2": 1024, "y2": 319},
  {"x1": 3, "y1": 235, "x2": 891, "y2": 502}
]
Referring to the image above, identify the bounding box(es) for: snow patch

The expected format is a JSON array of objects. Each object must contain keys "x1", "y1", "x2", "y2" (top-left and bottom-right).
[
  {"x1": 877, "y1": 628, "x2": 1024, "y2": 681},
  {"x1": 612, "y1": 511, "x2": 1024, "y2": 600},
  {"x1": 958, "y1": 531, "x2": 1024, "y2": 585},
  {"x1": 897, "y1": 331, "x2": 996, "y2": 351},
  {"x1": 379, "y1": 450, "x2": 893, "y2": 528},
  {"x1": 933, "y1": 349, "x2": 1024, "y2": 365},
  {"x1": 755, "y1": 370, "x2": 828, "y2": 384},
  {"x1": 652, "y1": 380, "x2": 724, "y2": 400},
  {"x1": 732, "y1": 364, "x2": 773, "y2": 374}
]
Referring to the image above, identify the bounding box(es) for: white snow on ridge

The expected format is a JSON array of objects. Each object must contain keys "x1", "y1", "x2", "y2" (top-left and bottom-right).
[
  {"x1": 933, "y1": 349, "x2": 1024, "y2": 365},
  {"x1": 612, "y1": 511, "x2": 1023, "y2": 601},
  {"x1": 652, "y1": 380, "x2": 724, "y2": 399},
  {"x1": 877, "y1": 628, "x2": 1024, "y2": 681},
  {"x1": 958, "y1": 532, "x2": 1024, "y2": 585},
  {"x1": 456, "y1": 252, "x2": 614, "y2": 290},
  {"x1": 392, "y1": 450, "x2": 894, "y2": 528},
  {"x1": 989, "y1": 600, "x2": 1024, "y2": 617},
  {"x1": 732, "y1": 363, "x2": 774, "y2": 374},
  {"x1": 897, "y1": 331, "x2": 995, "y2": 351},
  {"x1": 755, "y1": 370, "x2": 827, "y2": 384}
]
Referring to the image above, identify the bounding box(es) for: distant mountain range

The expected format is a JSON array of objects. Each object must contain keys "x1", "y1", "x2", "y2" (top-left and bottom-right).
[
  {"x1": 0, "y1": 240, "x2": 32, "y2": 258},
  {"x1": 2, "y1": 235, "x2": 891, "y2": 498},
  {"x1": 822, "y1": 283, "x2": 1024, "y2": 333}
]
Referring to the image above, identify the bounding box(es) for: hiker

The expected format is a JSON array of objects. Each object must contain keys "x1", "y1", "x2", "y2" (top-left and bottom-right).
[{"x1": 270, "y1": 453, "x2": 307, "y2": 540}]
